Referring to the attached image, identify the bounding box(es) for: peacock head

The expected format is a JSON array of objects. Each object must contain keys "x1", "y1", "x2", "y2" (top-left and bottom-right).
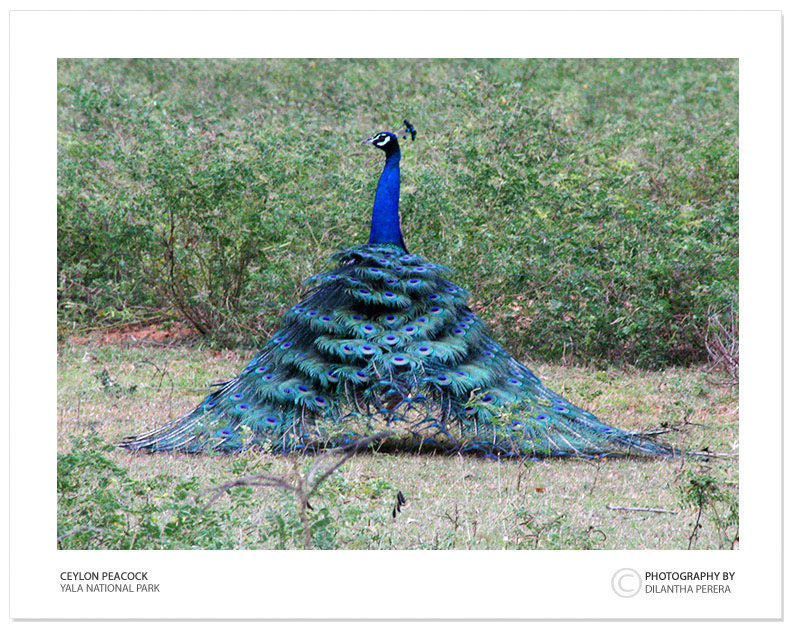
[{"x1": 361, "y1": 131, "x2": 400, "y2": 157}]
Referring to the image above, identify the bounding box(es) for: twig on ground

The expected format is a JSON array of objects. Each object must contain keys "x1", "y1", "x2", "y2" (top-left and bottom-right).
[{"x1": 606, "y1": 505, "x2": 677, "y2": 515}]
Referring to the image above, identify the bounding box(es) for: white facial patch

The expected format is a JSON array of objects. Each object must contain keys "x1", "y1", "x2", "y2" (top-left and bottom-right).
[{"x1": 375, "y1": 135, "x2": 391, "y2": 147}]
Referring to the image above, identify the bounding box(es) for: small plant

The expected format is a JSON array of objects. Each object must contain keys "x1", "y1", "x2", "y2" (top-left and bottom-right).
[
  {"x1": 204, "y1": 431, "x2": 391, "y2": 549},
  {"x1": 93, "y1": 368, "x2": 138, "y2": 397},
  {"x1": 678, "y1": 466, "x2": 739, "y2": 550},
  {"x1": 513, "y1": 510, "x2": 608, "y2": 550},
  {"x1": 57, "y1": 436, "x2": 238, "y2": 549}
]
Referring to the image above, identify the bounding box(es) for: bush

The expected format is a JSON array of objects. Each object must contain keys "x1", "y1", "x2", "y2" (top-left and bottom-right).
[
  {"x1": 58, "y1": 59, "x2": 737, "y2": 366},
  {"x1": 57, "y1": 437, "x2": 354, "y2": 550},
  {"x1": 57, "y1": 437, "x2": 238, "y2": 549}
]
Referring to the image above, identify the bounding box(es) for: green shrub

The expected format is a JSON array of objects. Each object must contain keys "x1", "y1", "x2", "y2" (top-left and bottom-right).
[
  {"x1": 57, "y1": 437, "x2": 353, "y2": 550},
  {"x1": 58, "y1": 59, "x2": 737, "y2": 366},
  {"x1": 57, "y1": 437, "x2": 238, "y2": 549}
]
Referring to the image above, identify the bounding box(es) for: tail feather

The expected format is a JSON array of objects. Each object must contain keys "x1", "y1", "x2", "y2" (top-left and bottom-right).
[{"x1": 121, "y1": 244, "x2": 681, "y2": 459}]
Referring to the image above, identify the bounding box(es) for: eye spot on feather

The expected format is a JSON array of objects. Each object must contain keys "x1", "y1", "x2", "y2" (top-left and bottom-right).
[
  {"x1": 358, "y1": 288, "x2": 371, "y2": 295},
  {"x1": 508, "y1": 378, "x2": 521, "y2": 386},
  {"x1": 230, "y1": 393, "x2": 244, "y2": 401},
  {"x1": 454, "y1": 371, "x2": 467, "y2": 378},
  {"x1": 385, "y1": 314, "x2": 397, "y2": 322},
  {"x1": 262, "y1": 374, "x2": 275, "y2": 381},
  {"x1": 342, "y1": 344, "x2": 355, "y2": 354},
  {"x1": 383, "y1": 291, "x2": 397, "y2": 299},
  {"x1": 219, "y1": 429, "x2": 233, "y2": 437},
  {"x1": 362, "y1": 324, "x2": 375, "y2": 333},
  {"x1": 416, "y1": 317, "x2": 428, "y2": 323},
  {"x1": 368, "y1": 267, "x2": 382, "y2": 274},
  {"x1": 481, "y1": 394, "x2": 495, "y2": 403},
  {"x1": 510, "y1": 421, "x2": 523, "y2": 429},
  {"x1": 416, "y1": 345, "x2": 432, "y2": 356},
  {"x1": 307, "y1": 310, "x2": 318, "y2": 316},
  {"x1": 264, "y1": 415, "x2": 278, "y2": 425},
  {"x1": 428, "y1": 294, "x2": 440, "y2": 301},
  {"x1": 384, "y1": 334, "x2": 399, "y2": 345},
  {"x1": 352, "y1": 315, "x2": 362, "y2": 321},
  {"x1": 436, "y1": 375, "x2": 451, "y2": 385},
  {"x1": 464, "y1": 406, "x2": 476, "y2": 415},
  {"x1": 536, "y1": 414, "x2": 549, "y2": 421},
  {"x1": 361, "y1": 344, "x2": 375, "y2": 355},
  {"x1": 483, "y1": 351, "x2": 495, "y2": 359},
  {"x1": 280, "y1": 342, "x2": 293, "y2": 349},
  {"x1": 399, "y1": 255, "x2": 412, "y2": 262},
  {"x1": 326, "y1": 370, "x2": 339, "y2": 383},
  {"x1": 320, "y1": 315, "x2": 333, "y2": 322},
  {"x1": 355, "y1": 370, "x2": 368, "y2": 380},
  {"x1": 430, "y1": 306, "x2": 442, "y2": 313},
  {"x1": 273, "y1": 335, "x2": 285, "y2": 343},
  {"x1": 377, "y1": 258, "x2": 389, "y2": 265},
  {"x1": 254, "y1": 366, "x2": 268, "y2": 374},
  {"x1": 391, "y1": 355, "x2": 408, "y2": 366},
  {"x1": 463, "y1": 316, "x2": 475, "y2": 324},
  {"x1": 452, "y1": 328, "x2": 465, "y2": 335},
  {"x1": 297, "y1": 385, "x2": 309, "y2": 393},
  {"x1": 554, "y1": 405, "x2": 568, "y2": 413},
  {"x1": 407, "y1": 279, "x2": 420, "y2": 285},
  {"x1": 385, "y1": 277, "x2": 399, "y2": 284},
  {"x1": 415, "y1": 266, "x2": 426, "y2": 272},
  {"x1": 294, "y1": 307, "x2": 305, "y2": 313},
  {"x1": 235, "y1": 403, "x2": 250, "y2": 412},
  {"x1": 313, "y1": 396, "x2": 327, "y2": 407},
  {"x1": 327, "y1": 274, "x2": 339, "y2": 280},
  {"x1": 403, "y1": 325, "x2": 417, "y2": 334},
  {"x1": 204, "y1": 400, "x2": 217, "y2": 409}
]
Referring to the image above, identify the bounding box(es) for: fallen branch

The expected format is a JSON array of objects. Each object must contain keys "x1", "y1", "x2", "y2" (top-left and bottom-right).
[{"x1": 606, "y1": 504, "x2": 677, "y2": 515}]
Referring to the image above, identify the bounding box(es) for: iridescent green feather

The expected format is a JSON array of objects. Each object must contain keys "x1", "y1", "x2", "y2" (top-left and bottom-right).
[{"x1": 121, "y1": 242, "x2": 677, "y2": 457}]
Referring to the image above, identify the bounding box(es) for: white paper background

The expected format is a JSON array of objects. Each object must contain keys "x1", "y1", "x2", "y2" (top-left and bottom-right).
[{"x1": 6, "y1": 4, "x2": 783, "y2": 623}]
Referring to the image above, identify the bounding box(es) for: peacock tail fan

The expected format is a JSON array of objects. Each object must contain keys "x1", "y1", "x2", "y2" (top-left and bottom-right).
[{"x1": 120, "y1": 243, "x2": 678, "y2": 458}]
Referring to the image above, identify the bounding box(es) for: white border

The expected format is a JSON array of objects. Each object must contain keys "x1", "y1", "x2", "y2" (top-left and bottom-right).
[{"x1": 8, "y1": 7, "x2": 782, "y2": 622}]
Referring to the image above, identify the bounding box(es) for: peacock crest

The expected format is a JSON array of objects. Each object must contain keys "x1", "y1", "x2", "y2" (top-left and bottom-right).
[{"x1": 121, "y1": 123, "x2": 675, "y2": 458}]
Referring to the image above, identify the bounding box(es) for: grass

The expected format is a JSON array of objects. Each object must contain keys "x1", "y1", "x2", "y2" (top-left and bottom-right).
[{"x1": 58, "y1": 340, "x2": 738, "y2": 550}]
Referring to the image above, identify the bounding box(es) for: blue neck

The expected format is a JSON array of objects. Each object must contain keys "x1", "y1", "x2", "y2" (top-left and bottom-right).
[{"x1": 368, "y1": 151, "x2": 406, "y2": 251}]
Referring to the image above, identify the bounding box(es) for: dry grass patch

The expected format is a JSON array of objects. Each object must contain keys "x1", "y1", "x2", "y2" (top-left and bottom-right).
[{"x1": 58, "y1": 343, "x2": 738, "y2": 550}]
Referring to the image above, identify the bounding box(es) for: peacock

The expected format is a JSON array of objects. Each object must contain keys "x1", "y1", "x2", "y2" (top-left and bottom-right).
[{"x1": 120, "y1": 125, "x2": 677, "y2": 458}]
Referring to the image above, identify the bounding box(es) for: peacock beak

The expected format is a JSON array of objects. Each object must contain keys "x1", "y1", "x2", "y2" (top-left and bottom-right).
[{"x1": 360, "y1": 135, "x2": 378, "y2": 145}]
